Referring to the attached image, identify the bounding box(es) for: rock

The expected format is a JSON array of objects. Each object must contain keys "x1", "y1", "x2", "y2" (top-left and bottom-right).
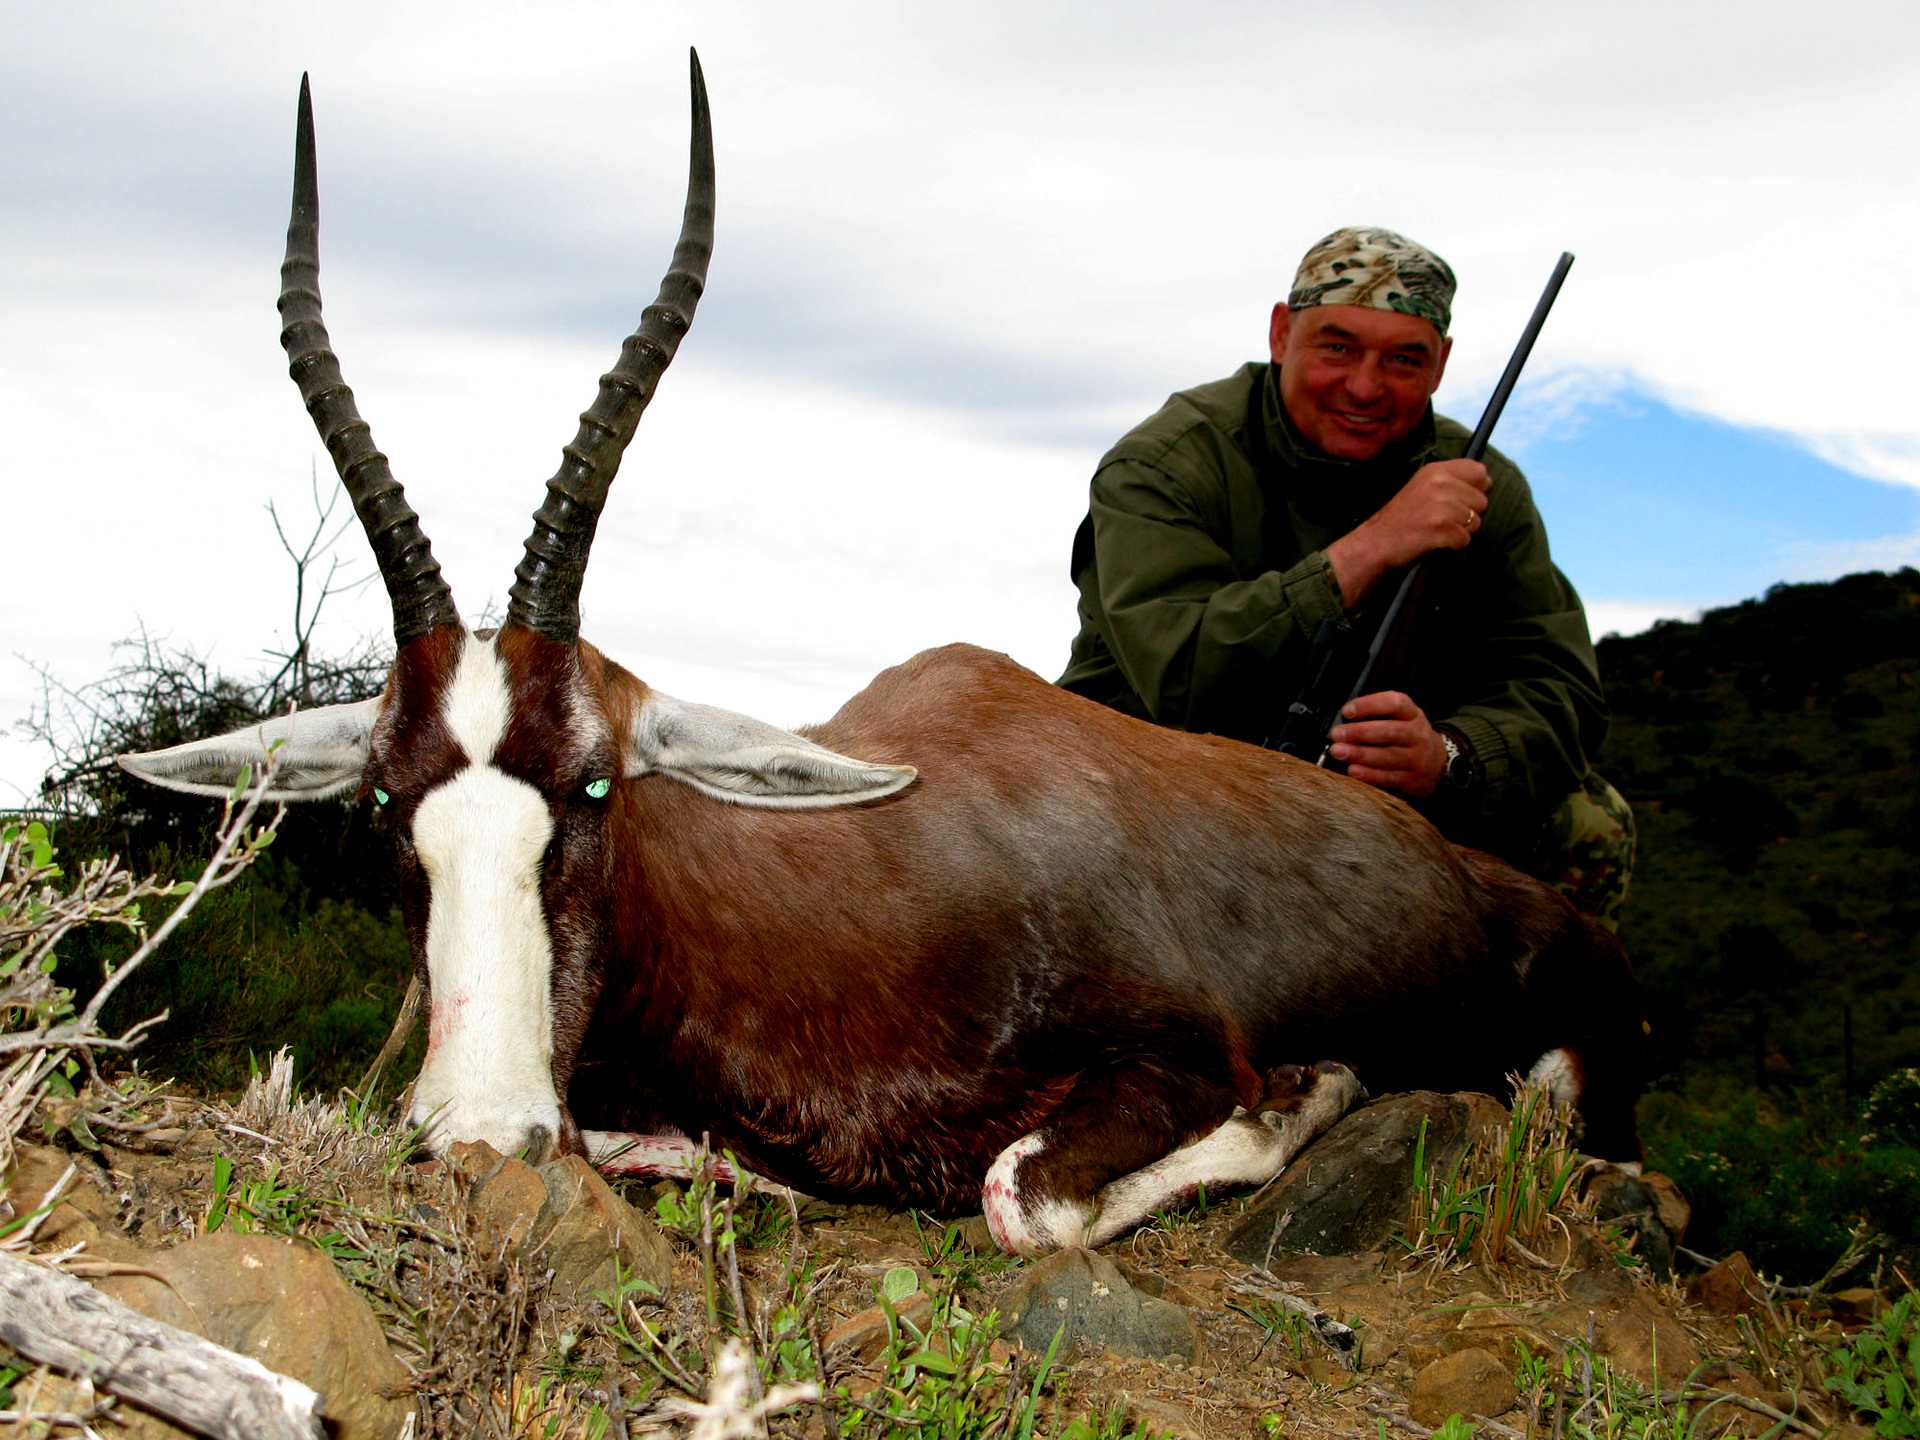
[
  {"x1": 1826, "y1": 1288, "x2": 1889, "y2": 1324},
  {"x1": 1, "y1": 1144, "x2": 145, "y2": 1266},
  {"x1": 1590, "y1": 1301, "x2": 1700, "y2": 1389},
  {"x1": 1410, "y1": 1348, "x2": 1519, "y2": 1426},
  {"x1": 466, "y1": 1152, "x2": 551, "y2": 1259},
  {"x1": 98, "y1": 1230, "x2": 411, "y2": 1440},
  {"x1": 1640, "y1": 1171, "x2": 1691, "y2": 1239},
  {"x1": 1400, "y1": 1317, "x2": 1455, "y2": 1369},
  {"x1": 1224, "y1": 1092, "x2": 1499, "y2": 1262},
  {"x1": 1445, "y1": 1294, "x2": 1556, "y2": 1364},
  {"x1": 446, "y1": 1138, "x2": 510, "y2": 1188},
  {"x1": 443, "y1": 1140, "x2": 673, "y2": 1302},
  {"x1": 1586, "y1": 1168, "x2": 1683, "y2": 1277},
  {"x1": 1563, "y1": 1248, "x2": 1637, "y2": 1309},
  {"x1": 537, "y1": 1153, "x2": 674, "y2": 1301},
  {"x1": 1687, "y1": 1251, "x2": 1764, "y2": 1315},
  {"x1": 1119, "y1": 1393, "x2": 1205, "y2": 1440},
  {"x1": 1002, "y1": 1247, "x2": 1201, "y2": 1363},
  {"x1": 824, "y1": 1293, "x2": 936, "y2": 1365}
]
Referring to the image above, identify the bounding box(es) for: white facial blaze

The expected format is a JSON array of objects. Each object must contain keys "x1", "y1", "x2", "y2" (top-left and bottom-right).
[{"x1": 406, "y1": 634, "x2": 564, "y2": 1157}]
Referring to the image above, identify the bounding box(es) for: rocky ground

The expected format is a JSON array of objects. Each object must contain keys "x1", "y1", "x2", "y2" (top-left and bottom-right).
[{"x1": 0, "y1": 1068, "x2": 1896, "y2": 1439}]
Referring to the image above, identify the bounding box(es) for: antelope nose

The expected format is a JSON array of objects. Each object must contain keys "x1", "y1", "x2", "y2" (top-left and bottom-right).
[{"x1": 404, "y1": 1115, "x2": 558, "y2": 1166}]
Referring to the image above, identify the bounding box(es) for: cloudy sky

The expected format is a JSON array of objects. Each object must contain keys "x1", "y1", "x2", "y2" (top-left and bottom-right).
[{"x1": 3, "y1": 1, "x2": 1915, "y2": 803}]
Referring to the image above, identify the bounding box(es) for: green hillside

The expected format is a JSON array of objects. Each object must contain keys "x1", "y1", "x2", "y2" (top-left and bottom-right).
[
  {"x1": 1597, "y1": 568, "x2": 1920, "y2": 1279},
  {"x1": 1599, "y1": 567, "x2": 1920, "y2": 1093}
]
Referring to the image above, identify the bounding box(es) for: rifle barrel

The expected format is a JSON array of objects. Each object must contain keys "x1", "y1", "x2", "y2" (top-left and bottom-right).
[{"x1": 1464, "y1": 251, "x2": 1574, "y2": 461}]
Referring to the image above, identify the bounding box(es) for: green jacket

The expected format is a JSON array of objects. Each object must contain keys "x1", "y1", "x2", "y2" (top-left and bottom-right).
[{"x1": 1058, "y1": 362, "x2": 1606, "y2": 851}]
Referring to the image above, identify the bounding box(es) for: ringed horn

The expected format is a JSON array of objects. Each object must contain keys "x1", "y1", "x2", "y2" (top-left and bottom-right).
[{"x1": 275, "y1": 51, "x2": 716, "y2": 644}]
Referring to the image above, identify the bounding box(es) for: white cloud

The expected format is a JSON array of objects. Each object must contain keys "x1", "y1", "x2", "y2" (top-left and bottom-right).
[
  {"x1": 1585, "y1": 600, "x2": 1707, "y2": 641},
  {"x1": 1473, "y1": 366, "x2": 1638, "y2": 452},
  {"x1": 1801, "y1": 436, "x2": 1920, "y2": 493},
  {"x1": 1778, "y1": 533, "x2": 1920, "y2": 581}
]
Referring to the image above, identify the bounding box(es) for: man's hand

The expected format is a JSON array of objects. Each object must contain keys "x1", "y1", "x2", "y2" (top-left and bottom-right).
[
  {"x1": 1327, "y1": 691, "x2": 1447, "y2": 798},
  {"x1": 1325, "y1": 458, "x2": 1491, "y2": 608}
]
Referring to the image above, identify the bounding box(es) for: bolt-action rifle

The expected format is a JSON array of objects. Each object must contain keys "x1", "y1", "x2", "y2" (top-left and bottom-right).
[{"x1": 1274, "y1": 251, "x2": 1576, "y2": 770}]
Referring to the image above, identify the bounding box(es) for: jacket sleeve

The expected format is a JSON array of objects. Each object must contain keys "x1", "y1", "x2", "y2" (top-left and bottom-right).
[
  {"x1": 1432, "y1": 462, "x2": 1607, "y2": 830},
  {"x1": 1085, "y1": 455, "x2": 1343, "y2": 739}
]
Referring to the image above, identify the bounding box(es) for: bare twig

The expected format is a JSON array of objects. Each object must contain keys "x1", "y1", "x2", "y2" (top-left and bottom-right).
[
  {"x1": 1670, "y1": 1385, "x2": 1825, "y2": 1436},
  {"x1": 1232, "y1": 1265, "x2": 1360, "y2": 1365},
  {"x1": 0, "y1": 760, "x2": 283, "y2": 1062},
  {"x1": 1361, "y1": 1405, "x2": 1430, "y2": 1436},
  {"x1": 356, "y1": 974, "x2": 423, "y2": 1101}
]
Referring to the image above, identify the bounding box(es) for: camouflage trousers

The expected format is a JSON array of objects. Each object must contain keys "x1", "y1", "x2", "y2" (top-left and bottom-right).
[{"x1": 1519, "y1": 772, "x2": 1636, "y2": 932}]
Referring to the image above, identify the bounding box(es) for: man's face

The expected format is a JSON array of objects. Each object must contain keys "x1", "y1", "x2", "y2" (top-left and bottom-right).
[{"x1": 1269, "y1": 303, "x2": 1451, "y2": 462}]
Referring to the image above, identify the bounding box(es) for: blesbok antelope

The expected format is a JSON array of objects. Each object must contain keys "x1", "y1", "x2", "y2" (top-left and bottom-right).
[{"x1": 120, "y1": 54, "x2": 1643, "y2": 1255}]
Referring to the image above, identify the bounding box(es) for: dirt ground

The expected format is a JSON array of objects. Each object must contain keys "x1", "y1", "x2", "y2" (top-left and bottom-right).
[{"x1": 20, "y1": 1090, "x2": 1866, "y2": 1440}]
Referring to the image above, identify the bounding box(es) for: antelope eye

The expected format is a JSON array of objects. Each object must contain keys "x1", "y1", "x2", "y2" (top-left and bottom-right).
[
  {"x1": 373, "y1": 787, "x2": 391, "y2": 807},
  {"x1": 584, "y1": 778, "x2": 612, "y2": 800}
]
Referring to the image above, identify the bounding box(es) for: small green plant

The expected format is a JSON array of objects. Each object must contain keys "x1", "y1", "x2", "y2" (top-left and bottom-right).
[
  {"x1": 1429, "y1": 1417, "x2": 1476, "y2": 1440},
  {"x1": 760, "y1": 1285, "x2": 817, "y2": 1391},
  {"x1": 1862, "y1": 1069, "x2": 1920, "y2": 1149},
  {"x1": 1056, "y1": 1400, "x2": 1167, "y2": 1440},
  {"x1": 1508, "y1": 1334, "x2": 1764, "y2": 1439},
  {"x1": 1598, "y1": 1218, "x2": 1648, "y2": 1270},
  {"x1": 201, "y1": 1154, "x2": 315, "y2": 1236},
  {"x1": 852, "y1": 1295, "x2": 1061, "y2": 1440},
  {"x1": 1513, "y1": 1338, "x2": 1550, "y2": 1412},
  {"x1": 1149, "y1": 1181, "x2": 1210, "y2": 1233},
  {"x1": 1229, "y1": 1295, "x2": 1314, "y2": 1363},
  {"x1": 652, "y1": 1158, "x2": 720, "y2": 1240},
  {"x1": 591, "y1": 1254, "x2": 683, "y2": 1400},
  {"x1": 909, "y1": 1209, "x2": 1021, "y2": 1292},
  {"x1": 1824, "y1": 1288, "x2": 1920, "y2": 1436}
]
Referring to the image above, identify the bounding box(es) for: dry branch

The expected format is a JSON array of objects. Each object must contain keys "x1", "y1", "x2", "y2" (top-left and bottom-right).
[
  {"x1": 356, "y1": 973, "x2": 422, "y2": 1099},
  {"x1": 0, "y1": 1248, "x2": 326, "y2": 1440}
]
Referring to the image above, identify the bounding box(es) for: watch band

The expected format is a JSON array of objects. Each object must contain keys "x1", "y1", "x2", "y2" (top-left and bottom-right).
[{"x1": 1436, "y1": 725, "x2": 1475, "y2": 791}]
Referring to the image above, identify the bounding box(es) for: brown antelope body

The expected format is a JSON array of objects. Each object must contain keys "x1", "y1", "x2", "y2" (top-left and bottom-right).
[{"x1": 121, "y1": 55, "x2": 1642, "y2": 1254}]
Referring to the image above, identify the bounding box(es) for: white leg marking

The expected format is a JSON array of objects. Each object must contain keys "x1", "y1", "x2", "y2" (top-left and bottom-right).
[
  {"x1": 977, "y1": 1065, "x2": 1366, "y2": 1256},
  {"x1": 983, "y1": 1132, "x2": 1089, "y2": 1256},
  {"x1": 407, "y1": 635, "x2": 564, "y2": 1157},
  {"x1": 1081, "y1": 1063, "x2": 1364, "y2": 1249},
  {"x1": 1527, "y1": 1047, "x2": 1581, "y2": 1109}
]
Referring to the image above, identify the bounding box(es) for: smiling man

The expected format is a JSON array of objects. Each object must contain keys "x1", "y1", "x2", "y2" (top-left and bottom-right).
[{"x1": 1059, "y1": 226, "x2": 1633, "y2": 926}]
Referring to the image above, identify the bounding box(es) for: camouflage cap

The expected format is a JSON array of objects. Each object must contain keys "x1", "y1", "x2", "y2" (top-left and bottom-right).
[{"x1": 1287, "y1": 226, "x2": 1456, "y2": 336}]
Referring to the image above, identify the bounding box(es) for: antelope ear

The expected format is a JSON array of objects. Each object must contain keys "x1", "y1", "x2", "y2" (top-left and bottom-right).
[
  {"x1": 626, "y1": 692, "x2": 916, "y2": 809},
  {"x1": 116, "y1": 698, "x2": 382, "y2": 801}
]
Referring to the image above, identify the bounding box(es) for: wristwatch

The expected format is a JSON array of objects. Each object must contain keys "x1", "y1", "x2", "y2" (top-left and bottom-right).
[{"x1": 1436, "y1": 726, "x2": 1477, "y2": 792}]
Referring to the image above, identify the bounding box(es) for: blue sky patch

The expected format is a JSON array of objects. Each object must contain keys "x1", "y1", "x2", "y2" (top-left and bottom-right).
[{"x1": 1480, "y1": 378, "x2": 1920, "y2": 609}]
